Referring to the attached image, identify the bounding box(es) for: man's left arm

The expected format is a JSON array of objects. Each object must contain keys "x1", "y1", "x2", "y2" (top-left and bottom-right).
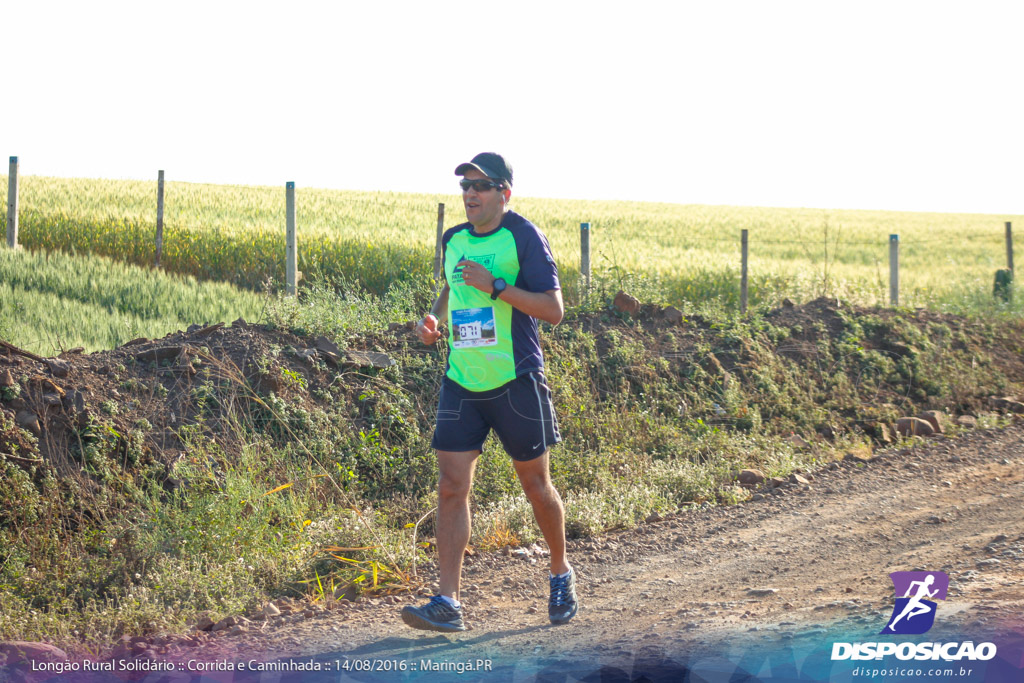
[
  {"x1": 495, "y1": 285, "x2": 563, "y2": 325},
  {"x1": 455, "y1": 259, "x2": 563, "y2": 325}
]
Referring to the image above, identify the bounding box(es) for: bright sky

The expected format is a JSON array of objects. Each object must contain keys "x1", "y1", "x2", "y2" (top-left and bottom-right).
[{"x1": 6, "y1": 1, "x2": 1024, "y2": 214}]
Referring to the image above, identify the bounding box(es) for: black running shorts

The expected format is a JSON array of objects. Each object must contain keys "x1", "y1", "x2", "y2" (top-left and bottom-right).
[{"x1": 430, "y1": 372, "x2": 561, "y2": 461}]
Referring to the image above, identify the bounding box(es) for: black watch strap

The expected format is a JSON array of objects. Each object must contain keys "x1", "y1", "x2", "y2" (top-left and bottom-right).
[{"x1": 490, "y1": 278, "x2": 507, "y2": 300}]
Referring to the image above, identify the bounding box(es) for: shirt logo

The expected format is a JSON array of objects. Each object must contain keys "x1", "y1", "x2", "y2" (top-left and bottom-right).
[{"x1": 451, "y1": 253, "x2": 495, "y2": 285}]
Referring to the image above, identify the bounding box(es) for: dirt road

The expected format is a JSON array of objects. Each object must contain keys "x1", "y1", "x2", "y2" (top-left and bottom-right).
[{"x1": 105, "y1": 421, "x2": 1024, "y2": 681}]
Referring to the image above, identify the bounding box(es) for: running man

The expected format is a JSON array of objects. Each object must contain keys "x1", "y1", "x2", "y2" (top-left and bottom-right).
[
  {"x1": 401, "y1": 153, "x2": 577, "y2": 632},
  {"x1": 886, "y1": 574, "x2": 938, "y2": 632}
]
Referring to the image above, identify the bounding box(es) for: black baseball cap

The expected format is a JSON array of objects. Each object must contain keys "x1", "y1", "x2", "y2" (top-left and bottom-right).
[{"x1": 454, "y1": 152, "x2": 513, "y2": 187}]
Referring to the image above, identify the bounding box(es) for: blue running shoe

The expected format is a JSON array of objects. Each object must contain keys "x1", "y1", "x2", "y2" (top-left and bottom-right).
[
  {"x1": 401, "y1": 596, "x2": 466, "y2": 632},
  {"x1": 549, "y1": 569, "x2": 579, "y2": 624}
]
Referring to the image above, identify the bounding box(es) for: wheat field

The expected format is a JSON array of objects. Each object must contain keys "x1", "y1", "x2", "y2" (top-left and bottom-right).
[
  {"x1": 0, "y1": 247, "x2": 264, "y2": 354},
  {"x1": 2, "y1": 175, "x2": 1020, "y2": 312}
]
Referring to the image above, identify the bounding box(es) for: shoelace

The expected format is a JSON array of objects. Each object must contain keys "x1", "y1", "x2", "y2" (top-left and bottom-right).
[
  {"x1": 549, "y1": 575, "x2": 572, "y2": 606},
  {"x1": 427, "y1": 596, "x2": 457, "y2": 614}
]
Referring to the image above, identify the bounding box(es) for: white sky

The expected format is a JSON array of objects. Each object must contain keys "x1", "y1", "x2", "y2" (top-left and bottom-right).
[{"x1": 5, "y1": 0, "x2": 1024, "y2": 214}]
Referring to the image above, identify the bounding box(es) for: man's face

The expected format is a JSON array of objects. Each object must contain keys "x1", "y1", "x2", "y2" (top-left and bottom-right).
[{"x1": 462, "y1": 168, "x2": 508, "y2": 232}]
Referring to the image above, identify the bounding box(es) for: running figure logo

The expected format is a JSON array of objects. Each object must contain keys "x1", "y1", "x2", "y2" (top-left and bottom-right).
[{"x1": 881, "y1": 571, "x2": 949, "y2": 635}]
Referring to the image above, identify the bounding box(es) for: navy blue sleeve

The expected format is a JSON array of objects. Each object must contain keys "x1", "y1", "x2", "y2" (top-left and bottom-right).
[
  {"x1": 517, "y1": 224, "x2": 560, "y2": 293},
  {"x1": 440, "y1": 226, "x2": 460, "y2": 282}
]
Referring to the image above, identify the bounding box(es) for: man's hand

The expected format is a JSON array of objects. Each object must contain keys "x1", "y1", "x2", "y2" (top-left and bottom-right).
[
  {"x1": 456, "y1": 260, "x2": 496, "y2": 294},
  {"x1": 416, "y1": 314, "x2": 443, "y2": 345}
]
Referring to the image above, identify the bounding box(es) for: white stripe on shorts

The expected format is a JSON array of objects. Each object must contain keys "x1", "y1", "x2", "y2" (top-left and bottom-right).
[{"x1": 530, "y1": 373, "x2": 547, "y2": 452}]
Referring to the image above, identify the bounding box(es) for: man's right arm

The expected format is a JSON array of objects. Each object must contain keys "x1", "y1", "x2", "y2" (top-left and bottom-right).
[{"x1": 416, "y1": 284, "x2": 449, "y2": 345}]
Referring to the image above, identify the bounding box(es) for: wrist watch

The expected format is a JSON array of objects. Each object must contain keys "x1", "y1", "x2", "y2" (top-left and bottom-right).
[{"x1": 490, "y1": 278, "x2": 507, "y2": 300}]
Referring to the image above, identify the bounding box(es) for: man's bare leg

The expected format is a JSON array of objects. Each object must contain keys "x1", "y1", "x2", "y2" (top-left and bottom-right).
[
  {"x1": 436, "y1": 449, "x2": 480, "y2": 600},
  {"x1": 512, "y1": 450, "x2": 569, "y2": 575}
]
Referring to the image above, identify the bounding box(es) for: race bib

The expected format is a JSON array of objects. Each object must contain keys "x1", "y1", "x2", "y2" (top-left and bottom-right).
[{"x1": 451, "y1": 307, "x2": 497, "y2": 348}]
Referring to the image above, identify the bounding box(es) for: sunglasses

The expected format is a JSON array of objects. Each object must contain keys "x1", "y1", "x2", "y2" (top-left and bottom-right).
[{"x1": 459, "y1": 179, "x2": 505, "y2": 193}]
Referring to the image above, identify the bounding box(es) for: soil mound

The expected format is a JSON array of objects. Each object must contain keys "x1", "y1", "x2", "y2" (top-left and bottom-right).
[{"x1": 2, "y1": 297, "x2": 1023, "y2": 525}]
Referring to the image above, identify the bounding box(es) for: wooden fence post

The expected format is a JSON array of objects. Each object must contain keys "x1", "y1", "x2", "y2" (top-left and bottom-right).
[
  {"x1": 889, "y1": 234, "x2": 899, "y2": 306},
  {"x1": 1006, "y1": 221, "x2": 1014, "y2": 276},
  {"x1": 286, "y1": 182, "x2": 297, "y2": 297},
  {"x1": 740, "y1": 229, "x2": 749, "y2": 314},
  {"x1": 434, "y1": 203, "x2": 445, "y2": 281},
  {"x1": 155, "y1": 170, "x2": 165, "y2": 267},
  {"x1": 6, "y1": 156, "x2": 18, "y2": 249},
  {"x1": 580, "y1": 222, "x2": 591, "y2": 301}
]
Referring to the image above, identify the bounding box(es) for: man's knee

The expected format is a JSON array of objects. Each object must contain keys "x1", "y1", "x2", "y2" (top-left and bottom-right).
[
  {"x1": 436, "y1": 450, "x2": 478, "y2": 502},
  {"x1": 438, "y1": 472, "x2": 472, "y2": 502},
  {"x1": 514, "y1": 452, "x2": 555, "y2": 501},
  {"x1": 518, "y1": 471, "x2": 554, "y2": 502}
]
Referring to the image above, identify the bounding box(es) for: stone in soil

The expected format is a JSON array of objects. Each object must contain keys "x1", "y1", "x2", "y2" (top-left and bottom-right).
[
  {"x1": 613, "y1": 291, "x2": 640, "y2": 315},
  {"x1": 738, "y1": 469, "x2": 766, "y2": 486},
  {"x1": 918, "y1": 411, "x2": 946, "y2": 434},
  {"x1": 896, "y1": 417, "x2": 934, "y2": 437}
]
